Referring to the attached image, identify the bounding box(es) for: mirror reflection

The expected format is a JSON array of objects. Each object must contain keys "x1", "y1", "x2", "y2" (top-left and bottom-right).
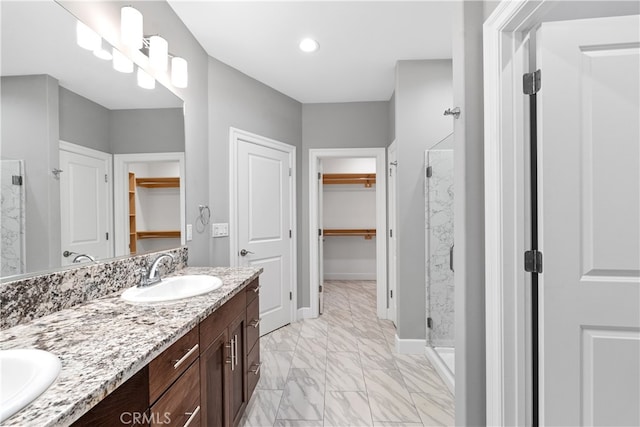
[{"x1": 1, "y1": 1, "x2": 186, "y2": 279}]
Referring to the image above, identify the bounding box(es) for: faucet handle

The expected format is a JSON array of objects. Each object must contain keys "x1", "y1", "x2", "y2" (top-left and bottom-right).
[{"x1": 138, "y1": 267, "x2": 149, "y2": 286}]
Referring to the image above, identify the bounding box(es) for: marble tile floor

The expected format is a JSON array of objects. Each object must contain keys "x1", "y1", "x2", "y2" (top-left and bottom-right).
[{"x1": 240, "y1": 280, "x2": 454, "y2": 427}]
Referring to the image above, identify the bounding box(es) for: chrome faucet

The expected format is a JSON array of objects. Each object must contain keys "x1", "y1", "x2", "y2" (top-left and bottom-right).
[
  {"x1": 139, "y1": 253, "x2": 175, "y2": 287},
  {"x1": 72, "y1": 253, "x2": 95, "y2": 263}
]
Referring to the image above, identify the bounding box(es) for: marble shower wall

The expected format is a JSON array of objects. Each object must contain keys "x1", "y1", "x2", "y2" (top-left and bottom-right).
[
  {"x1": 425, "y1": 148, "x2": 454, "y2": 348},
  {"x1": 1, "y1": 160, "x2": 26, "y2": 277},
  {"x1": 0, "y1": 246, "x2": 187, "y2": 330}
]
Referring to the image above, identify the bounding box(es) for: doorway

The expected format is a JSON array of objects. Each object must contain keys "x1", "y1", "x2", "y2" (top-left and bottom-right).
[
  {"x1": 309, "y1": 148, "x2": 387, "y2": 319},
  {"x1": 229, "y1": 127, "x2": 296, "y2": 337}
]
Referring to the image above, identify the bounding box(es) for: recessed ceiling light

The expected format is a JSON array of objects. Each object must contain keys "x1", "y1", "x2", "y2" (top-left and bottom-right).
[{"x1": 299, "y1": 38, "x2": 319, "y2": 53}]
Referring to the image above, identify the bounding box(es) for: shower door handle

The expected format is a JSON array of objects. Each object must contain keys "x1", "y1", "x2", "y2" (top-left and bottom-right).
[{"x1": 449, "y1": 244, "x2": 454, "y2": 272}]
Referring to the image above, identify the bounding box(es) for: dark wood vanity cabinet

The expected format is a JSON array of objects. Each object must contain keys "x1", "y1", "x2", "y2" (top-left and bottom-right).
[{"x1": 72, "y1": 279, "x2": 260, "y2": 427}]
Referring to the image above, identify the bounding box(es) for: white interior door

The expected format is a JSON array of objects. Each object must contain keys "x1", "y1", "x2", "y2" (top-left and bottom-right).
[
  {"x1": 387, "y1": 141, "x2": 398, "y2": 325},
  {"x1": 318, "y1": 160, "x2": 324, "y2": 315},
  {"x1": 537, "y1": 15, "x2": 640, "y2": 426},
  {"x1": 60, "y1": 145, "x2": 111, "y2": 266},
  {"x1": 237, "y1": 138, "x2": 292, "y2": 336}
]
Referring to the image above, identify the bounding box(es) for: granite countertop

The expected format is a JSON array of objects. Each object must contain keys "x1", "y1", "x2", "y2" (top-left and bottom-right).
[{"x1": 0, "y1": 266, "x2": 262, "y2": 427}]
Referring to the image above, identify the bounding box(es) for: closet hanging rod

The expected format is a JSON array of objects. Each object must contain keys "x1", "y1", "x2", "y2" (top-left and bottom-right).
[
  {"x1": 323, "y1": 229, "x2": 376, "y2": 239},
  {"x1": 322, "y1": 173, "x2": 376, "y2": 187}
]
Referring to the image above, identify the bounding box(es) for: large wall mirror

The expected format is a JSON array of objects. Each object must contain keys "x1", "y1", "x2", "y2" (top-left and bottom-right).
[{"x1": 1, "y1": 1, "x2": 186, "y2": 280}]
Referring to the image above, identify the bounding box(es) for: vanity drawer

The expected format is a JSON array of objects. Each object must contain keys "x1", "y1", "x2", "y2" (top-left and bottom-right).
[
  {"x1": 246, "y1": 296, "x2": 260, "y2": 352},
  {"x1": 150, "y1": 360, "x2": 200, "y2": 427},
  {"x1": 200, "y1": 290, "x2": 245, "y2": 349},
  {"x1": 245, "y1": 278, "x2": 260, "y2": 305},
  {"x1": 247, "y1": 343, "x2": 261, "y2": 397},
  {"x1": 149, "y1": 327, "x2": 199, "y2": 404}
]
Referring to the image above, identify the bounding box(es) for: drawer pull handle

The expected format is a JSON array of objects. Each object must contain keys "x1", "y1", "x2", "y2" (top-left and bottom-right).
[
  {"x1": 250, "y1": 318, "x2": 261, "y2": 328},
  {"x1": 233, "y1": 334, "x2": 238, "y2": 371},
  {"x1": 252, "y1": 285, "x2": 261, "y2": 293},
  {"x1": 250, "y1": 362, "x2": 262, "y2": 375},
  {"x1": 183, "y1": 405, "x2": 200, "y2": 427},
  {"x1": 173, "y1": 343, "x2": 199, "y2": 370}
]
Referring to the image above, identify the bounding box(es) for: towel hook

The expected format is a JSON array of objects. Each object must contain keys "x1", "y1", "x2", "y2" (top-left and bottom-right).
[{"x1": 444, "y1": 107, "x2": 461, "y2": 119}]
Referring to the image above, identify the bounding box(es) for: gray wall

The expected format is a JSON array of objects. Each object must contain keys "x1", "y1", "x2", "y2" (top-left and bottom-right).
[
  {"x1": 59, "y1": 87, "x2": 110, "y2": 152},
  {"x1": 110, "y1": 108, "x2": 184, "y2": 154},
  {"x1": 301, "y1": 102, "x2": 390, "y2": 306},
  {"x1": 1, "y1": 75, "x2": 61, "y2": 272},
  {"x1": 207, "y1": 56, "x2": 302, "y2": 280},
  {"x1": 60, "y1": 0, "x2": 211, "y2": 267},
  {"x1": 394, "y1": 60, "x2": 453, "y2": 341}
]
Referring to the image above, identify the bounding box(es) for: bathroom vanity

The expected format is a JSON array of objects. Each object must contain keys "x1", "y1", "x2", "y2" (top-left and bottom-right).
[{"x1": 0, "y1": 264, "x2": 262, "y2": 427}]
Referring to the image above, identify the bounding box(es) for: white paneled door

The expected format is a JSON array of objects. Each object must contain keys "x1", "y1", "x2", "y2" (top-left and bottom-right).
[
  {"x1": 237, "y1": 137, "x2": 293, "y2": 336},
  {"x1": 60, "y1": 144, "x2": 111, "y2": 266},
  {"x1": 317, "y1": 159, "x2": 324, "y2": 315},
  {"x1": 537, "y1": 15, "x2": 640, "y2": 426}
]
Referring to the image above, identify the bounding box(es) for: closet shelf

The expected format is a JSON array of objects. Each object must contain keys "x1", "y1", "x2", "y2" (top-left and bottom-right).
[
  {"x1": 137, "y1": 230, "x2": 181, "y2": 239},
  {"x1": 323, "y1": 229, "x2": 376, "y2": 240},
  {"x1": 323, "y1": 173, "x2": 376, "y2": 187},
  {"x1": 136, "y1": 177, "x2": 180, "y2": 188}
]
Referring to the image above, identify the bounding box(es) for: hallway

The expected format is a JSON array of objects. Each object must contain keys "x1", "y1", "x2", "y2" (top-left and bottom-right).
[{"x1": 240, "y1": 280, "x2": 454, "y2": 426}]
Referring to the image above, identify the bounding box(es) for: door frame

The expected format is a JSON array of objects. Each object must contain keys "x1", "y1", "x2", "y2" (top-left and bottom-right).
[
  {"x1": 113, "y1": 152, "x2": 186, "y2": 256},
  {"x1": 229, "y1": 127, "x2": 297, "y2": 325},
  {"x1": 484, "y1": 1, "x2": 640, "y2": 424},
  {"x1": 309, "y1": 148, "x2": 387, "y2": 319},
  {"x1": 387, "y1": 140, "x2": 398, "y2": 324},
  {"x1": 59, "y1": 141, "x2": 114, "y2": 260}
]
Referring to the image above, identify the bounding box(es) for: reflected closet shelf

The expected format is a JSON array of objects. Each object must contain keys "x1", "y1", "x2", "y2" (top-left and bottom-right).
[
  {"x1": 137, "y1": 231, "x2": 181, "y2": 239},
  {"x1": 323, "y1": 229, "x2": 376, "y2": 240}
]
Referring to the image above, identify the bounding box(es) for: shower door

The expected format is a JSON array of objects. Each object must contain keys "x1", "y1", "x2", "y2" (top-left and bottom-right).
[{"x1": 425, "y1": 136, "x2": 454, "y2": 348}]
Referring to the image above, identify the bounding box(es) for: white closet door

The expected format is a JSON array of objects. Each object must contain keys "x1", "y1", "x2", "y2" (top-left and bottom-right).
[{"x1": 537, "y1": 15, "x2": 640, "y2": 426}]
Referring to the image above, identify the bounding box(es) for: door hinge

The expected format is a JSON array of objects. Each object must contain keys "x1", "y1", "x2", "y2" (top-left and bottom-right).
[
  {"x1": 289, "y1": 168, "x2": 292, "y2": 177},
  {"x1": 12, "y1": 175, "x2": 23, "y2": 185},
  {"x1": 427, "y1": 317, "x2": 433, "y2": 329},
  {"x1": 390, "y1": 290, "x2": 393, "y2": 298},
  {"x1": 318, "y1": 172, "x2": 321, "y2": 180},
  {"x1": 289, "y1": 229, "x2": 292, "y2": 238},
  {"x1": 524, "y1": 250, "x2": 543, "y2": 273},
  {"x1": 426, "y1": 166, "x2": 432, "y2": 178},
  {"x1": 318, "y1": 229, "x2": 322, "y2": 236},
  {"x1": 105, "y1": 174, "x2": 108, "y2": 183},
  {"x1": 319, "y1": 285, "x2": 323, "y2": 292},
  {"x1": 523, "y1": 70, "x2": 542, "y2": 95},
  {"x1": 390, "y1": 229, "x2": 393, "y2": 238},
  {"x1": 105, "y1": 232, "x2": 109, "y2": 240},
  {"x1": 289, "y1": 291, "x2": 292, "y2": 300}
]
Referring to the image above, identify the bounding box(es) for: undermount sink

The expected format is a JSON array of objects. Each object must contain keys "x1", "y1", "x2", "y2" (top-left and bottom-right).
[
  {"x1": 121, "y1": 275, "x2": 223, "y2": 303},
  {"x1": 0, "y1": 349, "x2": 61, "y2": 422}
]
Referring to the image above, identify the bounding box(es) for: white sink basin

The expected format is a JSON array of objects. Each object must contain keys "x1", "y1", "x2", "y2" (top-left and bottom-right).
[
  {"x1": 0, "y1": 349, "x2": 61, "y2": 422},
  {"x1": 121, "y1": 275, "x2": 223, "y2": 303}
]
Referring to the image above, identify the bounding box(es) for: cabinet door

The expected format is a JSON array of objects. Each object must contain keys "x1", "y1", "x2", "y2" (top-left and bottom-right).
[
  {"x1": 228, "y1": 313, "x2": 248, "y2": 427},
  {"x1": 200, "y1": 329, "x2": 229, "y2": 427}
]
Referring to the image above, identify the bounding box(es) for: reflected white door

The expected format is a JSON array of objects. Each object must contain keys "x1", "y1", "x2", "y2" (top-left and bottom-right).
[
  {"x1": 318, "y1": 160, "x2": 324, "y2": 315},
  {"x1": 537, "y1": 15, "x2": 640, "y2": 426},
  {"x1": 237, "y1": 138, "x2": 292, "y2": 336},
  {"x1": 387, "y1": 141, "x2": 398, "y2": 325},
  {"x1": 60, "y1": 145, "x2": 111, "y2": 266}
]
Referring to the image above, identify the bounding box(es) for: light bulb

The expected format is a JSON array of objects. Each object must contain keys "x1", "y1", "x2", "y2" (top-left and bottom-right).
[
  {"x1": 137, "y1": 67, "x2": 155, "y2": 89},
  {"x1": 112, "y1": 49, "x2": 133, "y2": 73},
  {"x1": 299, "y1": 38, "x2": 319, "y2": 53},
  {"x1": 149, "y1": 35, "x2": 168, "y2": 71},
  {"x1": 76, "y1": 21, "x2": 100, "y2": 51},
  {"x1": 121, "y1": 6, "x2": 143, "y2": 50},
  {"x1": 171, "y1": 57, "x2": 188, "y2": 88}
]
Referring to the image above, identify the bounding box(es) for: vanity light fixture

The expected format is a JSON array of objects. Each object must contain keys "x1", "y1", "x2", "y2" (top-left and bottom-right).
[
  {"x1": 112, "y1": 48, "x2": 134, "y2": 73},
  {"x1": 137, "y1": 67, "x2": 155, "y2": 89},
  {"x1": 121, "y1": 6, "x2": 143, "y2": 50},
  {"x1": 171, "y1": 57, "x2": 188, "y2": 88},
  {"x1": 76, "y1": 21, "x2": 101, "y2": 51},
  {"x1": 299, "y1": 38, "x2": 319, "y2": 53},
  {"x1": 149, "y1": 35, "x2": 168, "y2": 71}
]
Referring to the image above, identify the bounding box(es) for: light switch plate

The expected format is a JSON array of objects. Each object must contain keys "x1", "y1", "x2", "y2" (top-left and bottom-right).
[
  {"x1": 186, "y1": 224, "x2": 193, "y2": 241},
  {"x1": 212, "y1": 223, "x2": 229, "y2": 238}
]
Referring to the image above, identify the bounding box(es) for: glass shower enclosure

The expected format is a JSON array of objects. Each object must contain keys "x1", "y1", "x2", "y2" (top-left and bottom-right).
[{"x1": 425, "y1": 134, "x2": 455, "y2": 394}]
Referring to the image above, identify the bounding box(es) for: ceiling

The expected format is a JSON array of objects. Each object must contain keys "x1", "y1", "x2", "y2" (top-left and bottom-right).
[{"x1": 168, "y1": 1, "x2": 454, "y2": 103}]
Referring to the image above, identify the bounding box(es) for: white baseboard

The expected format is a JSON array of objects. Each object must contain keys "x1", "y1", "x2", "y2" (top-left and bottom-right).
[
  {"x1": 394, "y1": 335, "x2": 427, "y2": 354},
  {"x1": 425, "y1": 346, "x2": 455, "y2": 395},
  {"x1": 297, "y1": 307, "x2": 312, "y2": 320},
  {"x1": 323, "y1": 273, "x2": 377, "y2": 280}
]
